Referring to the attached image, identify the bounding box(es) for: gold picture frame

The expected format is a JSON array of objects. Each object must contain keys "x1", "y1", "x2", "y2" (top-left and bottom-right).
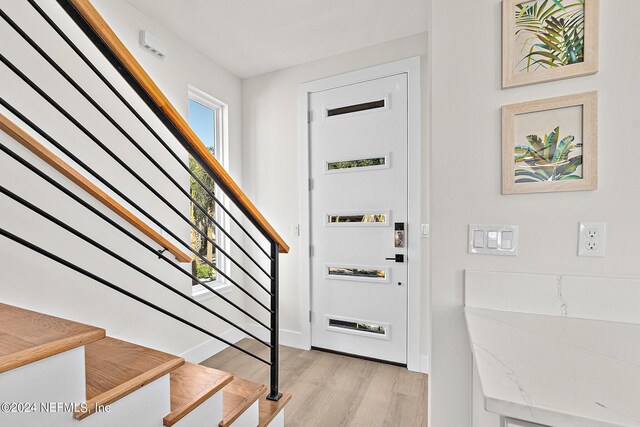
[
  {"x1": 502, "y1": 91, "x2": 598, "y2": 194},
  {"x1": 502, "y1": 0, "x2": 599, "y2": 88}
]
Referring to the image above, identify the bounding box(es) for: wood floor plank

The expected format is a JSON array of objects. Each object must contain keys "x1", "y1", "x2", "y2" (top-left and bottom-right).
[
  {"x1": 202, "y1": 338, "x2": 428, "y2": 427},
  {"x1": 0, "y1": 302, "x2": 105, "y2": 374}
]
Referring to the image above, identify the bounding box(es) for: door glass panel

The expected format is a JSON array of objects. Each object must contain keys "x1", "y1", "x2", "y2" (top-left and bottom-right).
[
  {"x1": 327, "y1": 266, "x2": 386, "y2": 280},
  {"x1": 328, "y1": 318, "x2": 386, "y2": 335},
  {"x1": 327, "y1": 213, "x2": 386, "y2": 224},
  {"x1": 327, "y1": 99, "x2": 385, "y2": 117},
  {"x1": 326, "y1": 156, "x2": 386, "y2": 171}
]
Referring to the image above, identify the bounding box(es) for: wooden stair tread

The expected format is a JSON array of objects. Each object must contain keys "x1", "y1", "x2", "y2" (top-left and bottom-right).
[
  {"x1": 220, "y1": 377, "x2": 268, "y2": 427},
  {"x1": 163, "y1": 362, "x2": 233, "y2": 426},
  {"x1": 0, "y1": 303, "x2": 105, "y2": 374},
  {"x1": 258, "y1": 392, "x2": 292, "y2": 427},
  {"x1": 77, "y1": 336, "x2": 183, "y2": 420}
]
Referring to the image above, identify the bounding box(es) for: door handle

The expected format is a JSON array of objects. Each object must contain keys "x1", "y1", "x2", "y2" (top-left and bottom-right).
[{"x1": 385, "y1": 254, "x2": 405, "y2": 263}]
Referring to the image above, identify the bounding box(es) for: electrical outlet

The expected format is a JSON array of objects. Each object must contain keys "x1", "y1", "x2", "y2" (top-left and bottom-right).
[{"x1": 578, "y1": 222, "x2": 606, "y2": 257}]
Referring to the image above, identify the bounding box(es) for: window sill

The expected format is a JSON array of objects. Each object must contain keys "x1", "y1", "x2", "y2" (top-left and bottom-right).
[{"x1": 192, "y1": 281, "x2": 233, "y2": 302}]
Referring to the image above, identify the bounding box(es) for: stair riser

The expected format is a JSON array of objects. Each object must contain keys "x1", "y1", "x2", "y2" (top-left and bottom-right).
[
  {"x1": 0, "y1": 348, "x2": 172, "y2": 427},
  {"x1": 171, "y1": 392, "x2": 222, "y2": 427},
  {"x1": 81, "y1": 374, "x2": 171, "y2": 427},
  {"x1": 0, "y1": 347, "x2": 85, "y2": 427},
  {"x1": 229, "y1": 400, "x2": 259, "y2": 427},
  {"x1": 267, "y1": 410, "x2": 285, "y2": 427}
]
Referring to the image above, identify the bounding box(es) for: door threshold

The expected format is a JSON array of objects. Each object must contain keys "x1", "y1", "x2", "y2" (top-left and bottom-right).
[{"x1": 311, "y1": 346, "x2": 407, "y2": 368}]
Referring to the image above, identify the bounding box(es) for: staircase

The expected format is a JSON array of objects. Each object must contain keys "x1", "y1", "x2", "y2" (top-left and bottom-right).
[
  {"x1": 0, "y1": 303, "x2": 291, "y2": 426},
  {"x1": 0, "y1": 0, "x2": 292, "y2": 425}
]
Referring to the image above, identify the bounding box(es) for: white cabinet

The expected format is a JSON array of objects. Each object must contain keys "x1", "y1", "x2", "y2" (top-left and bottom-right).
[{"x1": 503, "y1": 417, "x2": 550, "y2": 427}]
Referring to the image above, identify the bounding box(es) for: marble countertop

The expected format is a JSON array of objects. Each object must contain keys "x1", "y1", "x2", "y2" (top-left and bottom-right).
[{"x1": 465, "y1": 307, "x2": 640, "y2": 427}]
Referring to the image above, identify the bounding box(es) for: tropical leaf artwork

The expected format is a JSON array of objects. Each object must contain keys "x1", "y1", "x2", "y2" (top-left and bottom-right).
[
  {"x1": 515, "y1": 0, "x2": 585, "y2": 72},
  {"x1": 514, "y1": 126, "x2": 583, "y2": 183}
]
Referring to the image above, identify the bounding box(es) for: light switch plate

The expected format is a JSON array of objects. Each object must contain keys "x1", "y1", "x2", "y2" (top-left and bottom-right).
[
  {"x1": 578, "y1": 222, "x2": 605, "y2": 257},
  {"x1": 421, "y1": 224, "x2": 430, "y2": 238},
  {"x1": 468, "y1": 224, "x2": 518, "y2": 256}
]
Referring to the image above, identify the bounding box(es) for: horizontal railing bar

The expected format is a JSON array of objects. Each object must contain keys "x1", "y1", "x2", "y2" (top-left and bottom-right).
[
  {"x1": 0, "y1": 184, "x2": 272, "y2": 348},
  {"x1": 0, "y1": 98, "x2": 273, "y2": 319},
  {"x1": 57, "y1": 0, "x2": 289, "y2": 253},
  {"x1": 0, "y1": 59, "x2": 272, "y2": 313},
  {"x1": 0, "y1": 112, "x2": 190, "y2": 263},
  {"x1": 28, "y1": 0, "x2": 272, "y2": 262},
  {"x1": 4, "y1": 6, "x2": 274, "y2": 275},
  {"x1": 0, "y1": 227, "x2": 271, "y2": 366},
  {"x1": 0, "y1": 138, "x2": 273, "y2": 332}
]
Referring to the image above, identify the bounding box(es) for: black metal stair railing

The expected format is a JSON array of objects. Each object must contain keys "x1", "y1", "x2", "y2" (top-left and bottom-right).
[{"x1": 0, "y1": 0, "x2": 283, "y2": 401}]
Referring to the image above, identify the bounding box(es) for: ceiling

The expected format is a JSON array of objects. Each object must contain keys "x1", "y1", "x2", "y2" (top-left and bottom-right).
[{"x1": 123, "y1": 0, "x2": 429, "y2": 79}]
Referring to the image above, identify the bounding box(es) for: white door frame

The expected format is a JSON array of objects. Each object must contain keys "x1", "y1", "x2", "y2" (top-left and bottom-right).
[{"x1": 298, "y1": 57, "x2": 423, "y2": 372}]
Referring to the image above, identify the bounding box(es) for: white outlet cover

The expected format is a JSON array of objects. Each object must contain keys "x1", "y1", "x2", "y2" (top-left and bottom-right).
[{"x1": 578, "y1": 222, "x2": 606, "y2": 257}]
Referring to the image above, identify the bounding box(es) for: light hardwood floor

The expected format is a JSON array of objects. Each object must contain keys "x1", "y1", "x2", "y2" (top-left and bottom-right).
[{"x1": 201, "y1": 339, "x2": 428, "y2": 427}]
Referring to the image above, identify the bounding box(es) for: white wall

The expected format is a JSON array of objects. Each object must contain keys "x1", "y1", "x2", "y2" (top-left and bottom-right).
[
  {"x1": 0, "y1": 0, "x2": 245, "y2": 359},
  {"x1": 241, "y1": 33, "x2": 430, "y2": 352},
  {"x1": 430, "y1": 1, "x2": 640, "y2": 426}
]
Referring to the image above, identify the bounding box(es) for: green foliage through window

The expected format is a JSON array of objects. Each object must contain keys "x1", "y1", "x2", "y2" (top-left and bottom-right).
[
  {"x1": 190, "y1": 147, "x2": 217, "y2": 281},
  {"x1": 327, "y1": 157, "x2": 386, "y2": 171},
  {"x1": 196, "y1": 262, "x2": 214, "y2": 280}
]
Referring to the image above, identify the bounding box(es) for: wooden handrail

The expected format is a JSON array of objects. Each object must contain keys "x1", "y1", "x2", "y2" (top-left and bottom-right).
[
  {"x1": 66, "y1": 0, "x2": 289, "y2": 254},
  {"x1": 0, "y1": 113, "x2": 192, "y2": 263}
]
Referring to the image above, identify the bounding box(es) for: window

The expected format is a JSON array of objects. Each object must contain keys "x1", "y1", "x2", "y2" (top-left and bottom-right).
[
  {"x1": 326, "y1": 212, "x2": 388, "y2": 225},
  {"x1": 325, "y1": 264, "x2": 389, "y2": 283},
  {"x1": 328, "y1": 318, "x2": 386, "y2": 335},
  {"x1": 187, "y1": 87, "x2": 229, "y2": 299},
  {"x1": 326, "y1": 99, "x2": 386, "y2": 117},
  {"x1": 325, "y1": 155, "x2": 389, "y2": 173},
  {"x1": 325, "y1": 316, "x2": 389, "y2": 340}
]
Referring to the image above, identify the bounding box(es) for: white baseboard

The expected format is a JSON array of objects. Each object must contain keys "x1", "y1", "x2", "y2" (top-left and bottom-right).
[
  {"x1": 408, "y1": 354, "x2": 430, "y2": 374},
  {"x1": 181, "y1": 328, "x2": 246, "y2": 363},
  {"x1": 245, "y1": 323, "x2": 306, "y2": 349},
  {"x1": 244, "y1": 324, "x2": 428, "y2": 372},
  {"x1": 419, "y1": 354, "x2": 430, "y2": 374},
  {"x1": 182, "y1": 325, "x2": 307, "y2": 364},
  {"x1": 280, "y1": 329, "x2": 305, "y2": 348}
]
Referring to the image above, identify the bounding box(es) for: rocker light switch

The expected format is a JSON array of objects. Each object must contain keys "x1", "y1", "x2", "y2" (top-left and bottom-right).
[
  {"x1": 473, "y1": 230, "x2": 484, "y2": 248},
  {"x1": 487, "y1": 231, "x2": 499, "y2": 249},
  {"x1": 501, "y1": 231, "x2": 513, "y2": 249},
  {"x1": 468, "y1": 224, "x2": 518, "y2": 256}
]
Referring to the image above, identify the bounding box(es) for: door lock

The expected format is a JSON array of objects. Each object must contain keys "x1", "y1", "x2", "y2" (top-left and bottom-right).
[
  {"x1": 394, "y1": 223, "x2": 405, "y2": 248},
  {"x1": 385, "y1": 254, "x2": 405, "y2": 263}
]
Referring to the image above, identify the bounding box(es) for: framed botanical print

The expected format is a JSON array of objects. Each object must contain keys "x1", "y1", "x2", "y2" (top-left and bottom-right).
[
  {"x1": 502, "y1": 91, "x2": 597, "y2": 194},
  {"x1": 502, "y1": 0, "x2": 599, "y2": 88}
]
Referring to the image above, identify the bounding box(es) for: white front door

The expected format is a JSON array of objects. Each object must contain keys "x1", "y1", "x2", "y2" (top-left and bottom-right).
[{"x1": 309, "y1": 73, "x2": 408, "y2": 364}]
